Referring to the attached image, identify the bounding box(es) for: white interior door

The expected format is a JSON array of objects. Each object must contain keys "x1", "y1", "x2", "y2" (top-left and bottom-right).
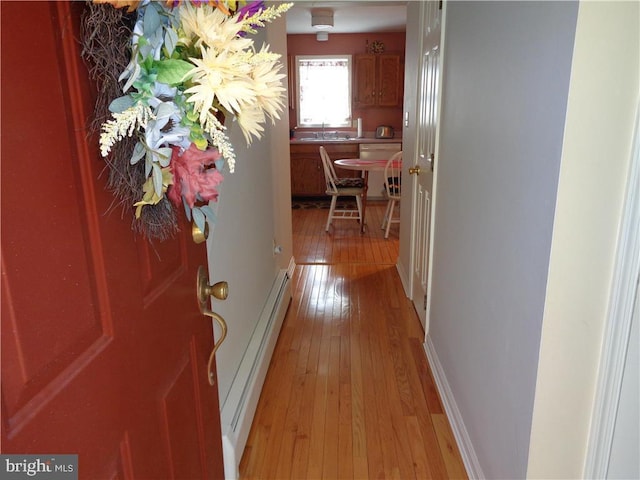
[{"x1": 410, "y1": 1, "x2": 441, "y2": 330}]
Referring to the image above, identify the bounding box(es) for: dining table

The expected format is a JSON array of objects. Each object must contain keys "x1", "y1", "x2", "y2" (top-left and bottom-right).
[{"x1": 334, "y1": 158, "x2": 402, "y2": 233}]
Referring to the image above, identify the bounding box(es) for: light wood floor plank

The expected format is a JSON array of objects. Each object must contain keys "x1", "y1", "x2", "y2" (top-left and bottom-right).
[
  {"x1": 322, "y1": 335, "x2": 341, "y2": 479},
  {"x1": 307, "y1": 333, "x2": 331, "y2": 478},
  {"x1": 432, "y1": 414, "x2": 468, "y2": 480},
  {"x1": 405, "y1": 415, "x2": 435, "y2": 479},
  {"x1": 337, "y1": 360, "x2": 354, "y2": 479},
  {"x1": 408, "y1": 337, "x2": 444, "y2": 415},
  {"x1": 360, "y1": 330, "x2": 386, "y2": 479},
  {"x1": 293, "y1": 201, "x2": 398, "y2": 265},
  {"x1": 368, "y1": 329, "x2": 407, "y2": 480},
  {"x1": 239, "y1": 204, "x2": 467, "y2": 479},
  {"x1": 349, "y1": 322, "x2": 369, "y2": 479}
]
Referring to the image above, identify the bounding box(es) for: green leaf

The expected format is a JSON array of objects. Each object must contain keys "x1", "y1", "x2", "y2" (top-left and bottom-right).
[
  {"x1": 154, "y1": 59, "x2": 194, "y2": 86},
  {"x1": 109, "y1": 95, "x2": 135, "y2": 113},
  {"x1": 152, "y1": 163, "x2": 163, "y2": 197},
  {"x1": 156, "y1": 147, "x2": 173, "y2": 168},
  {"x1": 186, "y1": 109, "x2": 200, "y2": 122},
  {"x1": 142, "y1": 55, "x2": 155, "y2": 73},
  {"x1": 122, "y1": 62, "x2": 141, "y2": 93},
  {"x1": 144, "y1": 152, "x2": 153, "y2": 177},
  {"x1": 192, "y1": 136, "x2": 208, "y2": 151},
  {"x1": 164, "y1": 28, "x2": 178, "y2": 57},
  {"x1": 192, "y1": 207, "x2": 206, "y2": 236},
  {"x1": 156, "y1": 102, "x2": 178, "y2": 121},
  {"x1": 181, "y1": 196, "x2": 192, "y2": 221},
  {"x1": 130, "y1": 141, "x2": 146, "y2": 165},
  {"x1": 200, "y1": 204, "x2": 217, "y2": 224},
  {"x1": 143, "y1": 4, "x2": 161, "y2": 38}
]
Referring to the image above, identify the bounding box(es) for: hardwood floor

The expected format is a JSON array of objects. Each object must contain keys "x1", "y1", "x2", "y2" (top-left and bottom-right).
[
  {"x1": 291, "y1": 200, "x2": 400, "y2": 265},
  {"x1": 239, "y1": 202, "x2": 467, "y2": 479}
]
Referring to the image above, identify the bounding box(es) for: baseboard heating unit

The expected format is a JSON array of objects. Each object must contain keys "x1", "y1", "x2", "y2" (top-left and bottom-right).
[{"x1": 220, "y1": 263, "x2": 293, "y2": 479}]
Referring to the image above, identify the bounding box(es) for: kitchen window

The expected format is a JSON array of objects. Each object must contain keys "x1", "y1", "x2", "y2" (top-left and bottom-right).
[{"x1": 296, "y1": 55, "x2": 352, "y2": 128}]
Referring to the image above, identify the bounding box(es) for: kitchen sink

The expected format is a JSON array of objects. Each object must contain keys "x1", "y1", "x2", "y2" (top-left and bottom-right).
[{"x1": 296, "y1": 137, "x2": 354, "y2": 142}]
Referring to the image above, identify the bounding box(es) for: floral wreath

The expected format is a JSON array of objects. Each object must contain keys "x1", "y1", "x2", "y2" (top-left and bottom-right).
[{"x1": 81, "y1": 0, "x2": 292, "y2": 241}]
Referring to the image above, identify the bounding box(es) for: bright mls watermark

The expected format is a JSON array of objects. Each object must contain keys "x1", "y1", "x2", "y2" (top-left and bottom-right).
[{"x1": 0, "y1": 455, "x2": 77, "y2": 479}]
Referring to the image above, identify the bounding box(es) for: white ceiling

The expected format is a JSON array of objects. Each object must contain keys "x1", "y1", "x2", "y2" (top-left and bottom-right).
[{"x1": 285, "y1": 1, "x2": 407, "y2": 34}]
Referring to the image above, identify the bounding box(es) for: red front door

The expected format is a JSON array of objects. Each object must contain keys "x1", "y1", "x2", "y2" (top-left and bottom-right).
[{"x1": 1, "y1": 2, "x2": 224, "y2": 478}]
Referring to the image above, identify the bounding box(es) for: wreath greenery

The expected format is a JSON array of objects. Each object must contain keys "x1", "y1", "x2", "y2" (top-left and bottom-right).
[{"x1": 81, "y1": 0, "x2": 292, "y2": 241}]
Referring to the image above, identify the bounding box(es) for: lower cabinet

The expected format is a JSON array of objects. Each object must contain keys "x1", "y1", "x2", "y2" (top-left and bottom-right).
[{"x1": 290, "y1": 143, "x2": 360, "y2": 196}]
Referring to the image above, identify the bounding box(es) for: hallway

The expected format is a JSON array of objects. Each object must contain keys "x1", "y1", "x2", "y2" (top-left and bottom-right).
[{"x1": 239, "y1": 203, "x2": 467, "y2": 479}]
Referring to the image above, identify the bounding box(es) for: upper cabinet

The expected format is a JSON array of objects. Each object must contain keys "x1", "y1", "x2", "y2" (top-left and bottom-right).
[{"x1": 353, "y1": 53, "x2": 404, "y2": 108}]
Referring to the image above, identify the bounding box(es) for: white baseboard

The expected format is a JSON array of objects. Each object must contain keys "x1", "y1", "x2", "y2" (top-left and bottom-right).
[
  {"x1": 396, "y1": 260, "x2": 411, "y2": 298},
  {"x1": 424, "y1": 335, "x2": 485, "y2": 479},
  {"x1": 220, "y1": 267, "x2": 293, "y2": 479}
]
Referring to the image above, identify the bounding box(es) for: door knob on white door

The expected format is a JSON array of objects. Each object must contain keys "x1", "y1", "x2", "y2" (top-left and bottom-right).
[{"x1": 409, "y1": 166, "x2": 421, "y2": 175}]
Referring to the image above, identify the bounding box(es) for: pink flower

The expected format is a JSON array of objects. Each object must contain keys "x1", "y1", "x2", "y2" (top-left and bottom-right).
[{"x1": 168, "y1": 143, "x2": 224, "y2": 208}]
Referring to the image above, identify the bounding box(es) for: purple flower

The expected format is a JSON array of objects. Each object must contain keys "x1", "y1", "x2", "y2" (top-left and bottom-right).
[
  {"x1": 237, "y1": 1, "x2": 264, "y2": 19},
  {"x1": 234, "y1": 1, "x2": 264, "y2": 36}
]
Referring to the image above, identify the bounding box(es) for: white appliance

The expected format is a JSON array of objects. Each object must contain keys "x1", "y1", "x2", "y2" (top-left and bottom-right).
[{"x1": 359, "y1": 143, "x2": 402, "y2": 199}]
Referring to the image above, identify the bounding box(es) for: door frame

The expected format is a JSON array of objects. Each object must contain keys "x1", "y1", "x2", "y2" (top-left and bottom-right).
[{"x1": 584, "y1": 104, "x2": 640, "y2": 478}]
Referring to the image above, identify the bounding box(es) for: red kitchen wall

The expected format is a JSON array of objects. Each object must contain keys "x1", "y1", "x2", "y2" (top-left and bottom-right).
[{"x1": 286, "y1": 32, "x2": 406, "y2": 134}]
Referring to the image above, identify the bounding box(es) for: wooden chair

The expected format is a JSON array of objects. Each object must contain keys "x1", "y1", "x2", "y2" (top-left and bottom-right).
[
  {"x1": 319, "y1": 146, "x2": 364, "y2": 232},
  {"x1": 381, "y1": 151, "x2": 403, "y2": 238}
]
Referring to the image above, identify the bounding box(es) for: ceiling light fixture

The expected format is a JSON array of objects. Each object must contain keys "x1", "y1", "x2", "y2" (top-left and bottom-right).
[{"x1": 311, "y1": 8, "x2": 333, "y2": 30}]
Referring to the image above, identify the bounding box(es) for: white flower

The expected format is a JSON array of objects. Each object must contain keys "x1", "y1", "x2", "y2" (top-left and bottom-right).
[
  {"x1": 178, "y1": 2, "x2": 251, "y2": 52},
  {"x1": 236, "y1": 104, "x2": 265, "y2": 145},
  {"x1": 248, "y1": 46, "x2": 286, "y2": 122},
  {"x1": 203, "y1": 112, "x2": 236, "y2": 172},
  {"x1": 100, "y1": 103, "x2": 152, "y2": 157},
  {"x1": 185, "y1": 46, "x2": 254, "y2": 123},
  {"x1": 147, "y1": 83, "x2": 178, "y2": 109},
  {"x1": 184, "y1": 42, "x2": 286, "y2": 144}
]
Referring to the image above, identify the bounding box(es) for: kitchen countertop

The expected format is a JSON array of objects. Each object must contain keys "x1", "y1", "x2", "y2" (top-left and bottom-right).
[{"x1": 290, "y1": 136, "x2": 402, "y2": 145}]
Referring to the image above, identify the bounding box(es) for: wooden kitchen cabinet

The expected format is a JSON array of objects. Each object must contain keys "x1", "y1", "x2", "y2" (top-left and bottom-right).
[
  {"x1": 290, "y1": 143, "x2": 359, "y2": 196},
  {"x1": 353, "y1": 53, "x2": 404, "y2": 108},
  {"x1": 290, "y1": 153, "x2": 323, "y2": 196}
]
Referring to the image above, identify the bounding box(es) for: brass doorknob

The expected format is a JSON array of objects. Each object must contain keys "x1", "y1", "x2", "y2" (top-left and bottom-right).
[
  {"x1": 197, "y1": 265, "x2": 228, "y2": 311},
  {"x1": 409, "y1": 166, "x2": 421, "y2": 175},
  {"x1": 196, "y1": 265, "x2": 229, "y2": 386}
]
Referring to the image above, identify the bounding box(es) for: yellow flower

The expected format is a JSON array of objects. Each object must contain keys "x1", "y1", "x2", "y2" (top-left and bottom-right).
[{"x1": 134, "y1": 168, "x2": 174, "y2": 218}]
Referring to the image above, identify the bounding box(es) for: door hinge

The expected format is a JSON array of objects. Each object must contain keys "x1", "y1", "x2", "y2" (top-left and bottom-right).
[{"x1": 423, "y1": 294, "x2": 427, "y2": 311}]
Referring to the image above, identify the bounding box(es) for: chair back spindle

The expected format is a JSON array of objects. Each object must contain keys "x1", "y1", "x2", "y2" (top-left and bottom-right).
[
  {"x1": 319, "y1": 146, "x2": 365, "y2": 232},
  {"x1": 382, "y1": 151, "x2": 403, "y2": 238}
]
